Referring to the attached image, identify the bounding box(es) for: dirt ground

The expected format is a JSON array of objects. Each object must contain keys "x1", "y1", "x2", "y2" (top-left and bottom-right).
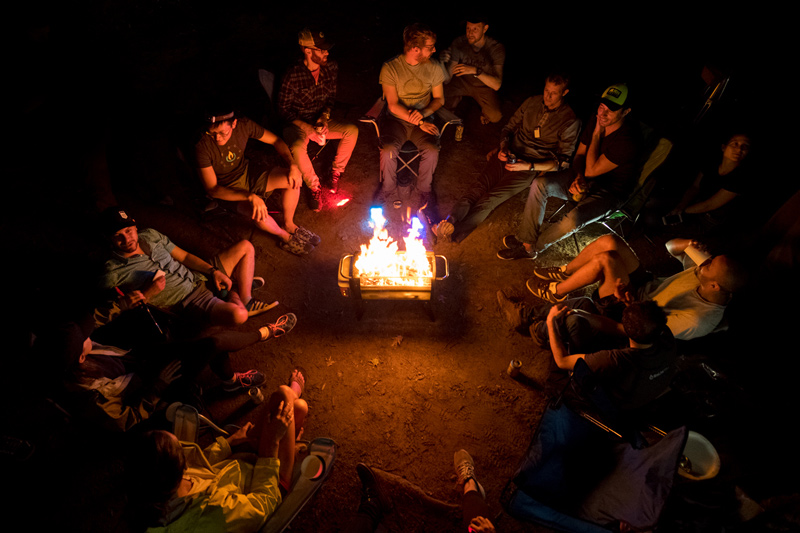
[{"x1": 7, "y1": 3, "x2": 799, "y2": 532}]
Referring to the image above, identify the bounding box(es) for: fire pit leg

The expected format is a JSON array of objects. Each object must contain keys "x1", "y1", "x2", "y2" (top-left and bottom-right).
[
  {"x1": 349, "y1": 278, "x2": 365, "y2": 320},
  {"x1": 425, "y1": 286, "x2": 437, "y2": 322}
]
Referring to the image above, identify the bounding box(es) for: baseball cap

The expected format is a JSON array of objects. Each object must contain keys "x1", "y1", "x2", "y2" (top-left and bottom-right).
[
  {"x1": 298, "y1": 28, "x2": 333, "y2": 50},
  {"x1": 600, "y1": 83, "x2": 630, "y2": 111},
  {"x1": 99, "y1": 206, "x2": 136, "y2": 236}
]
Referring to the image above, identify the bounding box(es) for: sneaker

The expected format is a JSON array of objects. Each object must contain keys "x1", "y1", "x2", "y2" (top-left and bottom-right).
[
  {"x1": 223, "y1": 369, "x2": 266, "y2": 392},
  {"x1": 497, "y1": 246, "x2": 536, "y2": 260},
  {"x1": 533, "y1": 266, "x2": 570, "y2": 282},
  {"x1": 329, "y1": 170, "x2": 342, "y2": 193},
  {"x1": 454, "y1": 450, "x2": 485, "y2": 498},
  {"x1": 259, "y1": 313, "x2": 298, "y2": 340},
  {"x1": 246, "y1": 298, "x2": 278, "y2": 317},
  {"x1": 356, "y1": 463, "x2": 392, "y2": 518},
  {"x1": 280, "y1": 233, "x2": 314, "y2": 256},
  {"x1": 308, "y1": 187, "x2": 322, "y2": 212},
  {"x1": 502, "y1": 234, "x2": 524, "y2": 249},
  {"x1": 529, "y1": 318, "x2": 550, "y2": 348},
  {"x1": 526, "y1": 278, "x2": 567, "y2": 303},
  {"x1": 293, "y1": 226, "x2": 321, "y2": 247},
  {"x1": 496, "y1": 290, "x2": 526, "y2": 330}
]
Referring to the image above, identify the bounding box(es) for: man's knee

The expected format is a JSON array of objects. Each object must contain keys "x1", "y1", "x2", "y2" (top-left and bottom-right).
[
  {"x1": 594, "y1": 234, "x2": 625, "y2": 253},
  {"x1": 482, "y1": 104, "x2": 502, "y2": 124}
]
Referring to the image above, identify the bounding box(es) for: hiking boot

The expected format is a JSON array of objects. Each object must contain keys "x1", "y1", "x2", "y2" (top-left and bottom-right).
[
  {"x1": 496, "y1": 290, "x2": 527, "y2": 330},
  {"x1": 526, "y1": 278, "x2": 567, "y2": 303},
  {"x1": 308, "y1": 186, "x2": 322, "y2": 212},
  {"x1": 223, "y1": 369, "x2": 266, "y2": 392},
  {"x1": 533, "y1": 266, "x2": 570, "y2": 282},
  {"x1": 329, "y1": 170, "x2": 342, "y2": 193},
  {"x1": 356, "y1": 463, "x2": 392, "y2": 522},
  {"x1": 498, "y1": 245, "x2": 536, "y2": 261},
  {"x1": 454, "y1": 449, "x2": 485, "y2": 498}
]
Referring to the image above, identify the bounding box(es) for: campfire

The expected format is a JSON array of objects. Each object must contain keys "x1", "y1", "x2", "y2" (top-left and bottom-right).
[
  {"x1": 338, "y1": 208, "x2": 448, "y2": 319},
  {"x1": 354, "y1": 208, "x2": 433, "y2": 287}
]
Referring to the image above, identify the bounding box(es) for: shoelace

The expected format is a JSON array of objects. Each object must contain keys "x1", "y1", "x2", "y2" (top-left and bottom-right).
[{"x1": 271, "y1": 314, "x2": 291, "y2": 337}]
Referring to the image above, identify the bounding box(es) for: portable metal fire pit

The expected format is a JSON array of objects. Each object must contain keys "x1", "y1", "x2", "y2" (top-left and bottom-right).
[{"x1": 338, "y1": 251, "x2": 448, "y2": 320}]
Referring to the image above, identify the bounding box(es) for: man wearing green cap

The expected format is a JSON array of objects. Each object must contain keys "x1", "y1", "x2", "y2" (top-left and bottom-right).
[{"x1": 498, "y1": 83, "x2": 641, "y2": 261}]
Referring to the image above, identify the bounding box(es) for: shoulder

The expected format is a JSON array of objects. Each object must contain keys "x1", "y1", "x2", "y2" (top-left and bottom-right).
[
  {"x1": 238, "y1": 117, "x2": 266, "y2": 137},
  {"x1": 485, "y1": 36, "x2": 505, "y2": 54}
]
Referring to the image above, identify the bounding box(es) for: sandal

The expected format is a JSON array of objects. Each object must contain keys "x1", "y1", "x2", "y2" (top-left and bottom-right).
[
  {"x1": 260, "y1": 313, "x2": 297, "y2": 340},
  {"x1": 246, "y1": 299, "x2": 278, "y2": 317},
  {"x1": 288, "y1": 366, "x2": 308, "y2": 397},
  {"x1": 293, "y1": 226, "x2": 321, "y2": 247},
  {"x1": 280, "y1": 233, "x2": 314, "y2": 256}
]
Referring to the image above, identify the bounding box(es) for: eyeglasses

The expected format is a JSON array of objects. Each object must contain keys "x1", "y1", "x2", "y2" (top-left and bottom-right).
[{"x1": 304, "y1": 46, "x2": 327, "y2": 53}]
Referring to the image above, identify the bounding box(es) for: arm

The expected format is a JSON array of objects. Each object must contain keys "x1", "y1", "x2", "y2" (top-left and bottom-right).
[
  {"x1": 546, "y1": 305, "x2": 586, "y2": 371},
  {"x1": 170, "y1": 245, "x2": 232, "y2": 291},
  {"x1": 685, "y1": 188, "x2": 739, "y2": 214},
  {"x1": 670, "y1": 171, "x2": 703, "y2": 214},
  {"x1": 665, "y1": 238, "x2": 693, "y2": 258},
  {"x1": 452, "y1": 63, "x2": 503, "y2": 91},
  {"x1": 584, "y1": 119, "x2": 619, "y2": 178},
  {"x1": 557, "y1": 118, "x2": 582, "y2": 166}
]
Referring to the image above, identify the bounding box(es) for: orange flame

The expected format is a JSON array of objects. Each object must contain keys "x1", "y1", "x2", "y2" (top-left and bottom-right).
[{"x1": 354, "y1": 208, "x2": 433, "y2": 286}]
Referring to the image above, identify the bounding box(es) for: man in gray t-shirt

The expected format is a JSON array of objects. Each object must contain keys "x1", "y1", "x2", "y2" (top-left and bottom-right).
[
  {"x1": 98, "y1": 207, "x2": 274, "y2": 325},
  {"x1": 378, "y1": 23, "x2": 445, "y2": 208}
]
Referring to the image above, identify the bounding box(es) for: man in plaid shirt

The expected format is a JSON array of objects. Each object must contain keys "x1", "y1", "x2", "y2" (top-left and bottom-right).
[{"x1": 278, "y1": 28, "x2": 359, "y2": 210}]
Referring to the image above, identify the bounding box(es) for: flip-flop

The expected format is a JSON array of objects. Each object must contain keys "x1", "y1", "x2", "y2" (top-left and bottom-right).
[{"x1": 288, "y1": 366, "x2": 308, "y2": 397}]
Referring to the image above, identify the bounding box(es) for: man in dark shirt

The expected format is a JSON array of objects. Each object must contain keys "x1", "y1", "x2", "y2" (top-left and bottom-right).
[
  {"x1": 544, "y1": 300, "x2": 677, "y2": 411},
  {"x1": 498, "y1": 83, "x2": 641, "y2": 260},
  {"x1": 440, "y1": 15, "x2": 505, "y2": 124},
  {"x1": 435, "y1": 74, "x2": 580, "y2": 242},
  {"x1": 196, "y1": 109, "x2": 319, "y2": 256},
  {"x1": 278, "y1": 28, "x2": 359, "y2": 207}
]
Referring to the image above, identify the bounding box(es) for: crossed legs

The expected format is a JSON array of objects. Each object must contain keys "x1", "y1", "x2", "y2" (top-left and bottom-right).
[{"x1": 550, "y1": 235, "x2": 640, "y2": 299}]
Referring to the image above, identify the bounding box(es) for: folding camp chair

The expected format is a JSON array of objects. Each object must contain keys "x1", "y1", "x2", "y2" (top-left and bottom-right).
[
  {"x1": 501, "y1": 359, "x2": 687, "y2": 532},
  {"x1": 360, "y1": 97, "x2": 462, "y2": 186},
  {"x1": 544, "y1": 122, "x2": 673, "y2": 250},
  {"x1": 168, "y1": 402, "x2": 337, "y2": 533}
]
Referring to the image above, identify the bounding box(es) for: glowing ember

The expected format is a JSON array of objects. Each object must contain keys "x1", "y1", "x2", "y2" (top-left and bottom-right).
[
  {"x1": 354, "y1": 208, "x2": 433, "y2": 286},
  {"x1": 336, "y1": 198, "x2": 351, "y2": 207}
]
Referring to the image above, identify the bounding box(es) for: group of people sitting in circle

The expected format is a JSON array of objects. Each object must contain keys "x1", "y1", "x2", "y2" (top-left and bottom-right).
[{"x1": 28, "y1": 13, "x2": 765, "y2": 533}]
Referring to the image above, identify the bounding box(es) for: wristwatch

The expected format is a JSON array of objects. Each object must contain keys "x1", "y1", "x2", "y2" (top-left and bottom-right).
[{"x1": 474, "y1": 67, "x2": 483, "y2": 77}]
